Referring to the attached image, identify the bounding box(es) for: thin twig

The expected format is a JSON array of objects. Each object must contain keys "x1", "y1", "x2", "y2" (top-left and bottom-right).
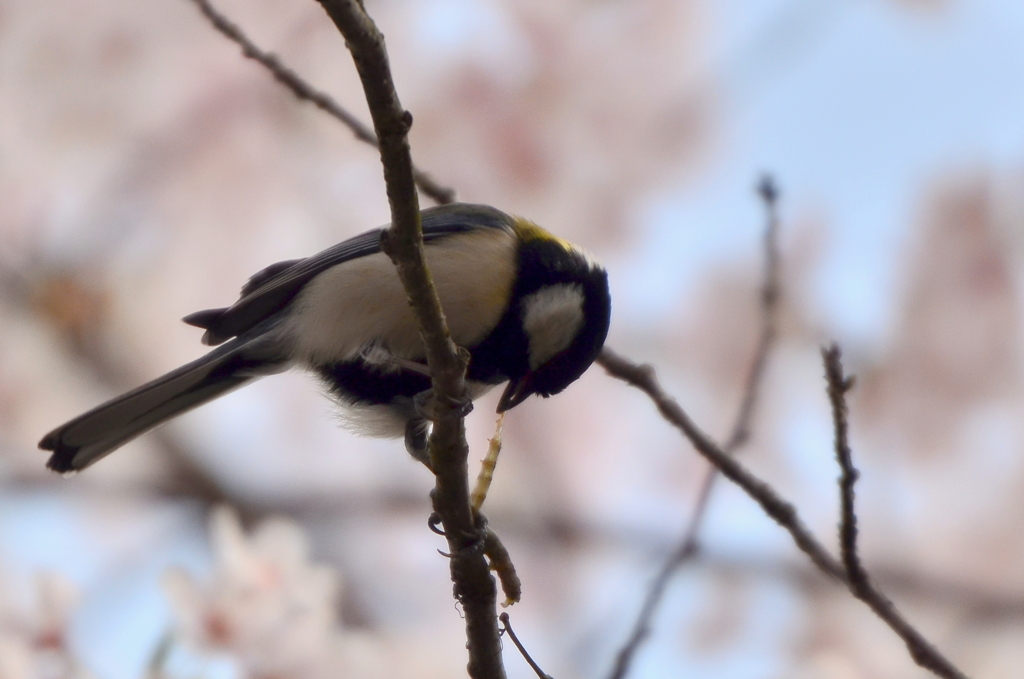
[
  {"x1": 598, "y1": 347, "x2": 845, "y2": 575},
  {"x1": 823, "y1": 344, "x2": 863, "y2": 584},
  {"x1": 724, "y1": 174, "x2": 781, "y2": 452},
  {"x1": 605, "y1": 468, "x2": 713, "y2": 679},
  {"x1": 606, "y1": 175, "x2": 782, "y2": 679},
  {"x1": 821, "y1": 347, "x2": 967, "y2": 678},
  {"x1": 499, "y1": 613, "x2": 554, "y2": 679},
  {"x1": 313, "y1": 1, "x2": 504, "y2": 677},
  {"x1": 145, "y1": 630, "x2": 174, "y2": 679},
  {"x1": 188, "y1": 0, "x2": 455, "y2": 204},
  {"x1": 598, "y1": 347, "x2": 971, "y2": 679}
]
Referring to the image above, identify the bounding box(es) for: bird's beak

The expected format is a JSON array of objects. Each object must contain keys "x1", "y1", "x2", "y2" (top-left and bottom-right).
[{"x1": 497, "y1": 374, "x2": 534, "y2": 412}]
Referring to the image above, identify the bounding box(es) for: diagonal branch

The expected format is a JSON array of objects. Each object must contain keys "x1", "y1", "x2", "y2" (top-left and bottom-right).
[
  {"x1": 598, "y1": 347, "x2": 845, "y2": 576},
  {"x1": 499, "y1": 613, "x2": 553, "y2": 679},
  {"x1": 599, "y1": 347, "x2": 970, "y2": 679},
  {"x1": 606, "y1": 175, "x2": 782, "y2": 679},
  {"x1": 188, "y1": 0, "x2": 455, "y2": 204},
  {"x1": 313, "y1": 1, "x2": 503, "y2": 677}
]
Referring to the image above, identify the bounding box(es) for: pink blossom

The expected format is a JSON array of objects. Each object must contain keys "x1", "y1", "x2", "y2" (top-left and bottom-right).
[
  {"x1": 0, "y1": 571, "x2": 88, "y2": 679},
  {"x1": 163, "y1": 506, "x2": 340, "y2": 679}
]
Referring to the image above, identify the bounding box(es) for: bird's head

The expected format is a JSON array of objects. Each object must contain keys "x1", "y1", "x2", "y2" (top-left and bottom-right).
[{"x1": 497, "y1": 219, "x2": 611, "y2": 412}]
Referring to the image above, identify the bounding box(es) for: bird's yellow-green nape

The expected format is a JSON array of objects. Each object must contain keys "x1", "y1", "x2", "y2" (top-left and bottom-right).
[{"x1": 511, "y1": 217, "x2": 576, "y2": 253}]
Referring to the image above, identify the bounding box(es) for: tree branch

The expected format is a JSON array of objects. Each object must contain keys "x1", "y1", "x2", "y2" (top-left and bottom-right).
[
  {"x1": 313, "y1": 2, "x2": 503, "y2": 677},
  {"x1": 723, "y1": 175, "x2": 782, "y2": 452},
  {"x1": 188, "y1": 0, "x2": 455, "y2": 204},
  {"x1": 499, "y1": 614, "x2": 553, "y2": 679},
  {"x1": 598, "y1": 347, "x2": 970, "y2": 679},
  {"x1": 823, "y1": 344, "x2": 863, "y2": 584},
  {"x1": 598, "y1": 347, "x2": 845, "y2": 576},
  {"x1": 606, "y1": 175, "x2": 782, "y2": 679},
  {"x1": 822, "y1": 346, "x2": 968, "y2": 679}
]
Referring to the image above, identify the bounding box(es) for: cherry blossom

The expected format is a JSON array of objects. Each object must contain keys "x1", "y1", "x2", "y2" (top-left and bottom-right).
[
  {"x1": 163, "y1": 506, "x2": 340, "y2": 679},
  {"x1": 0, "y1": 571, "x2": 88, "y2": 679}
]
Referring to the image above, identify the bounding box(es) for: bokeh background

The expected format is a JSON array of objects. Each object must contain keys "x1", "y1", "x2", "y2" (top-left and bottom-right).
[{"x1": 2, "y1": 0, "x2": 1024, "y2": 677}]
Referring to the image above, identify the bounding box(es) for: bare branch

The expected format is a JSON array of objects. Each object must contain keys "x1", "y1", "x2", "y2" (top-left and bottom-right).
[
  {"x1": 144, "y1": 630, "x2": 174, "y2": 679},
  {"x1": 598, "y1": 347, "x2": 845, "y2": 575},
  {"x1": 188, "y1": 0, "x2": 455, "y2": 204},
  {"x1": 499, "y1": 613, "x2": 554, "y2": 679},
  {"x1": 605, "y1": 468, "x2": 712, "y2": 679},
  {"x1": 313, "y1": 1, "x2": 503, "y2": 677},
  {"x1": 823, "y1": 344, "x2": 863, "y2": 584},
  {"x1": 821, "y1": 346, "x2": 968, "y2": 679},
  {"x1": 599, "y1": 347, "x2": 971, "y2": 679},
  {"x1": 724, "y1": 174, "x2": 781, "y2": 452},
  {"x1": 607, "y1": 175, "x2": 782, "y2": 679}
]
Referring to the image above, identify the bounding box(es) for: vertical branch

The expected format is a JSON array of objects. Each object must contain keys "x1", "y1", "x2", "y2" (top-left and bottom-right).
[
  {"x1": 313, "y1": 2, "x2": 504, "y2": 677},
  {"x1": 681, "y1": 174, "x2": 783, "y2": 544},
  {"x1": 823, "y1": 344, "x2": 864, "y2": 585},
  {"x1": 605, "y1": 176, "x2": 783, "y2": 679},
  {"x1": 821, "y1": 346, "x2": 968, "y2": 679},
  {"x1": 723, "y1": 175, "x2": 782, "y2": 452}
]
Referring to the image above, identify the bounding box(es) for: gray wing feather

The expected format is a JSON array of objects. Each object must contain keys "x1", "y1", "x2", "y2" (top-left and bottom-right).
[
  {"x1": 186, "y1": 203, "x2": 514, "y2": 345},
  {"x1": 241, "y1": 258, "x2": 303, "y2": 297},
  {"x1": 189, "y1": 229, "x2": 385, "y2": 345}
]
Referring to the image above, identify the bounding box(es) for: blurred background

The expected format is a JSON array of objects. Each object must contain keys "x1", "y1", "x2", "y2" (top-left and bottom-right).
[{"x1": 2, "y1": 0, "x2": 1024, "y2": 677}]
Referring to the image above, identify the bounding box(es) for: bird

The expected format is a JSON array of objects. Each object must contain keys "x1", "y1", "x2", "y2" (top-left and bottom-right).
[{"x1": 39, "y1": 203, "x2": 612, "y2": 473}]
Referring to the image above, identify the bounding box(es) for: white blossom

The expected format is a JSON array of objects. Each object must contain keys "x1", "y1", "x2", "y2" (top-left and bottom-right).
[
  {"x1": 0, "y1": 571, "x2": 88, "y2": 679},
  {"x1": 163, "y1": 506, "x2": 341, "y2": 679}
]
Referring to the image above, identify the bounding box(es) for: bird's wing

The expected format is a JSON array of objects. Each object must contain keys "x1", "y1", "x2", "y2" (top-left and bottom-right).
[{"x1": 184, "y1": 204, "x2": 514, "y2": 345}]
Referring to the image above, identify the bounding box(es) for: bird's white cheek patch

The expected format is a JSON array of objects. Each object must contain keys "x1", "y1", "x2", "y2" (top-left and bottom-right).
[{"x1": 522, "y1": 284, "x2": 585, "y2": 370}]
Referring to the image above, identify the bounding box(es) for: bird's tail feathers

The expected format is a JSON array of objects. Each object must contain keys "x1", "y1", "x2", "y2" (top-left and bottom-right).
[{"x1": 40, "y1": 336, "x2": 288, "y2": 473}]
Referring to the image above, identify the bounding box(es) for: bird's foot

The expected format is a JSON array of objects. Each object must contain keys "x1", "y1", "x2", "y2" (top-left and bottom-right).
[
  {"x1": 413, "y1": 388, "x2": 474, "y2": 423},
  {"x1": 404, "y1": 417, "x2": 432, "y2": 468}
]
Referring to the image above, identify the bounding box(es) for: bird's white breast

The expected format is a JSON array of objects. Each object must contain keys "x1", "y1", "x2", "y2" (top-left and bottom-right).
[{"x1": 288, "y1": 227, "x2": 518, "y2": 366}]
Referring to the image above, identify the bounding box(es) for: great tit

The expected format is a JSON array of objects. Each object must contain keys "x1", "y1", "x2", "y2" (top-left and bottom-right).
[{"x1": 40, "y1": 203, "x2": 611, "y2": 473}]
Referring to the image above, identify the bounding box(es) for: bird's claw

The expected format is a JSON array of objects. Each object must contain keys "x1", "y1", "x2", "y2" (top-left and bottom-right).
[
  {"x1": 413, "y1": 389, "x2": 473, "y2": 423},
  {"x1": 435, "y1": 512, "x2": 488, "y2": 558},
  {"x1": 404, "y1": 417, "x2": 431, "y2": 467}
]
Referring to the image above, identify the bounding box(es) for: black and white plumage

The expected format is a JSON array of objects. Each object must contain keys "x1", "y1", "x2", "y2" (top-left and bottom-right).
[{"x1": 40, "y1": 204, "x2": 612, "y2": 473}]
